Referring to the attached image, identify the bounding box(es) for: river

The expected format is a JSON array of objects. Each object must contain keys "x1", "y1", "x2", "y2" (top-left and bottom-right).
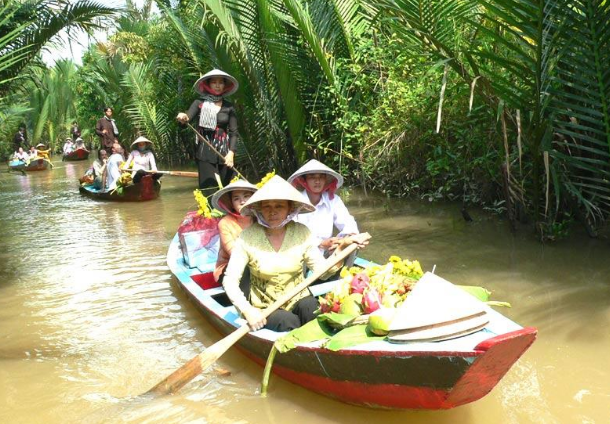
[{"x1": 1, "y1": 158, "x2": 609, "y2": 424}]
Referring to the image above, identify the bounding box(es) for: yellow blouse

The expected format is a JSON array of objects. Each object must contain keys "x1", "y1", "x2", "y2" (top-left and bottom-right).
[{"x1": 222, "y1": 221, "x2": 338, "y2": 312}]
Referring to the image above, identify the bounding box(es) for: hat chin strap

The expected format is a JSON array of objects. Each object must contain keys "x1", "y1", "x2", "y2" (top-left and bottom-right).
[
  {"x1": 251, "y1": 208, "x2": 302, "y2": 229},
  {"x1": 218, "y1": 199, "x2": 244, "y2": 219}
]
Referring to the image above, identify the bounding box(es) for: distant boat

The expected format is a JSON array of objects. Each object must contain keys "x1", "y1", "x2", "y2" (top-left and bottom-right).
[
  {"x1": 166, "y1": 222, "x2": 537, "y2": 410},
  {"x1": 63, "y1": 147, "x2": 90, "y2": 161},
  {"x1": 79, "y1": 175, "x2": 161, "y2": 202},
  {"x1": 8, "y1": 158, "x2": 52, "y2": 172}
]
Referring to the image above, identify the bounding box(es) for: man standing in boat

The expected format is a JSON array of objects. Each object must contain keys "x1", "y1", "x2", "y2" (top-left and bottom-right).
[
  {"x1": 71, "y1": 121, "x2": 81, "y2": 141},
  {"x1": 13, "y1": 125, "x2": 27, "y2": 152},
  {"x1": 95, "y1": 107, "x2": 119, "y2": 152}
]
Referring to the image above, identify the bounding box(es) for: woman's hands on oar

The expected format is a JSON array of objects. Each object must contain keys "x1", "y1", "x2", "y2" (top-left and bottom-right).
[
  {"x1": 185, "y1": 123, "x2": 246, "y2": 180},
  {"x1": 144, "y1": 232, "x2": 371, "y2": 397}
]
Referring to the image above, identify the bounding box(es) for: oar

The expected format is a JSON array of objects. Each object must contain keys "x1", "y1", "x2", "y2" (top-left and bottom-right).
[
  {"x1": 121, "y1": 168, "x2": 198, "y2": 178},
  {"x1": 145, "y1": 232, "x2": 371, "y2": 396},
  {"x1": 185, "y1": 123, "x2": 247, "y2": 180}
]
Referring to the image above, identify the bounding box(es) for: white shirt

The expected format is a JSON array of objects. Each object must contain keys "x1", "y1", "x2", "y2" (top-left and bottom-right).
[
  {"x1": 125, "y1": 150, "x2": 157, "y2": 176},
  {"x1": 293, "y1": 190, "x2": 359, "y2": 250},
  {"x1": 105, "y1": 153, "x2": 123, "y2": 190}
]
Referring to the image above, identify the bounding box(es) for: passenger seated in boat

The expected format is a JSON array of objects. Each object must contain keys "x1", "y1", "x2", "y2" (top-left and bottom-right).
[
  {"x1": 35, "y1": 143, "x2": 49, "y2": 159},
  {"x1": 124, "y1": 136, "x2": 161, "y2": 184},
  {"x1": 211, "y1": 180, "x2": 258, "y2": 292},
  {"x1": 91, "y1": 149, "x2": 108, "y2": 189},
  {"x1": 28, "y1": 145, "x2": 38, "y2": 158},
  {"x1": 104, "y1": 143, "x2": 124, "y2": 190},
  {"x1": 13, "y1": 147, "x2": 28, "y2": 162},
  {"x1": 74, "y1": 137, "x2": 85, "y2": 150},
  {"x1": 222, "y1": 176, "x2": 365, "y2": 332},
  {"x1": 288, "y1": 159, "x2": 358, "y2": 255},
  {"x1": 63, "y1": 138, "x2": 74, "y2": 154}
]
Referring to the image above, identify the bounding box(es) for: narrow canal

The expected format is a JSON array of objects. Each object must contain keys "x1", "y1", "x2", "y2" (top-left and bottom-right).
[{"x1": 1, "y1": 158, "x2": 609, "y2": 423}]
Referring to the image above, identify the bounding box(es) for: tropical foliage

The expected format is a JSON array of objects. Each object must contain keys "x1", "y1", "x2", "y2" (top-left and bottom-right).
[{"x1": 2, "y1": 0, "x2": 609, "y2": 239}]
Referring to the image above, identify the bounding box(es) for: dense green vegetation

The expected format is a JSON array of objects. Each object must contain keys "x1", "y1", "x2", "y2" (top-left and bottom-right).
[{"x1": 1, "y1": 0, "x2": 609, "y2": 240}]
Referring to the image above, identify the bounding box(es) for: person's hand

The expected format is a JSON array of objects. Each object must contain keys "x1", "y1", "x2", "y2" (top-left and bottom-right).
[
  {"x1": 102, "y1": 129, "x2": 107, "y2": 134},
  {"x1": 224, "y1": 151, "x2": 235, "y2": 168},
  {"x1": 176, "y1": 112, "x2": 189, "y2": 123},
  {"x1": 243, "y1": 306, "x2": 266, "y2": 331},
  {"x1": 320, "y1": 237, "x2": 340, "y2": 252},
  {"x1": 336, "y1": 233, "x2": 369, "y2": 251}
]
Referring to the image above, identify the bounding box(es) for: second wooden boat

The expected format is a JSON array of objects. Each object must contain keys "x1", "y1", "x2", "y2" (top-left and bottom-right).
[
  {"x1": 79, "y1": 175, "x2": 161, "y2": 201},
  {"x1": 63, "y1": 147, "x2": 90, "y2": 161},
  {"x1": 8, "y1": 158, "x2": 52, "y2": 172}
]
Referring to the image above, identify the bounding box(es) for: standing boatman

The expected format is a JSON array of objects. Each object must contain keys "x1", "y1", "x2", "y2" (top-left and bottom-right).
[
  {"x1": 95, "y1": 107, "x2": 119, "y2": 152},
  {"x1": 13, "y1": 125, "x2": 27, "y2": 152}
]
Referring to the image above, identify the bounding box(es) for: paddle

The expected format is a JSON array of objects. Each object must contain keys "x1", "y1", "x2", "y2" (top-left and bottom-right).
[
  {"x1": 185, "y1": 123, "x2": 247, "y2": 180},
  {"x1": 145, "y1": 232, "x2": 371, "y2": 396},
  {"x1": 121, "y1": 168, "x2": 198, "y2": 178}
]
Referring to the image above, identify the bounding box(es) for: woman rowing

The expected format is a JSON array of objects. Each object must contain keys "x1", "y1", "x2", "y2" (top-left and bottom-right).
[
  {"x1": 124, "y1": 136, "x2": 161, "y2": 183},
  {"x1": 176, "y1": 69, "x2": 240, "y2": 191},
  {"x1": 222, "y1": 175, "x2": 367, "y2": 332},
  {"x1": 288, "y1": 159, "x2": 359, "y2": 255}
]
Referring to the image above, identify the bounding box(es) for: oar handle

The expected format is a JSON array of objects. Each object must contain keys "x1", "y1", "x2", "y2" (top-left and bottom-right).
[
  {"x1": 121, "y1": 169, "x2": 198, "y2": 178},
  {"x1": 186, "y1": 123, "x2": 246, "y2": 180},
  {"x1": 260, "y1": 235, "x2": 370, "y2": 320},
  {"x1": 145, "y1": 232, "x2": 371, "y2": 396}
]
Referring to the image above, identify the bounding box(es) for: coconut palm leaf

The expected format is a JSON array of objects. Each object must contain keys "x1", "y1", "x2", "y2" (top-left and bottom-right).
[
  {"x1": 549, "y1": 0, "x2": 610, "y2": 219},
  {"x1": 0, "y1": 0, "x2": 116, "y2": 91}
]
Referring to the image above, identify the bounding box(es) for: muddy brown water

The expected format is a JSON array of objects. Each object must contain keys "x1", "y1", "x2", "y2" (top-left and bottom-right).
[{"x1": 1, "y1": 159, "x2": 609, "y2": 423}]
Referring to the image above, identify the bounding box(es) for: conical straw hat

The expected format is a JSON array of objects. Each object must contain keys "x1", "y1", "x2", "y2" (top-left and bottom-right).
[
  {"x1": 211, "y1": 180, "x2": 258, "y2": 214},
  {"x1": 130, "y1": 136, "x2": 153, "y2": 148},
  {"x1": 287, "y1": 159, "x2": 344, "y2": 188},
  {"x1": 193, "y1": 69, "x2": 239, "y2": 97},
  {"x1": 241, "y1": 175, "x2": 315, "y2": 215},
  {"x1": 388, "y1": 272, "x2": 488, "y2": 339}
]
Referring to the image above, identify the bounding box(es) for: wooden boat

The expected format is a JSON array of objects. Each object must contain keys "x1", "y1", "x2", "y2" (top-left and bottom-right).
[
  {"x1": 79, "y1": 175, "x2": 161, "y2": 201},
  {"x1": 166, "y1": 225, "x2": 537, "y2": 410},
  {"x1": 8, "y1": 158, "x2": 52, "y2": 172},
  {"x1": 63, "y1": 147, "x2": 90, "y2": 161}
]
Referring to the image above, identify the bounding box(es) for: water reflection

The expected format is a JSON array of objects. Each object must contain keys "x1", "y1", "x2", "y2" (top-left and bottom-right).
[{"x1": 0, "y1": 161, "x2": 609, "y2": 423}]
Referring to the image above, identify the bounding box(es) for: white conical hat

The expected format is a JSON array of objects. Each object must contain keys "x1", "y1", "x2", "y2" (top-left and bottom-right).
[
  {"x1": 241, "y1": 175, "x2": 315, "y2": 216},
  {"x1": 388, "y1": 272, "x2": 488, "y2": 342},
  {"x1": 287, "y1": 159, "x2": 344, "y2": 188},
  {"x1": 193, "y1": 69, "x2": 239, "y2": 97},
  {"x1": 131, "y1": 136, "x2": 153, "y2": 148},
  {"x1": 211, "y1": 179, "x2": 258, "y2": 214}
]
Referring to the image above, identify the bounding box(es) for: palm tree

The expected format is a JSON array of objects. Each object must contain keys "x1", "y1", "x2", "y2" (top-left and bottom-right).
[
  {"x1": 0, "y1": 0, "x2": 116, "y2": 95},
  {"x1": 370, "y1": 0, "x2": 610, "y2": 233}
]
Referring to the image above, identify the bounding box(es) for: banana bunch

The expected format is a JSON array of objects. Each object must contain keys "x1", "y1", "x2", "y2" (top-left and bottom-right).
[{"x1": 117, "y1": 172, "x2": 133, "y2": 187}]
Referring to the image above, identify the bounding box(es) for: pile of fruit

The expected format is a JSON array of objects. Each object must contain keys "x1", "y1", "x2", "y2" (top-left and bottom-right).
[{"x1": 318, "y1": 256, "x2": 424, "y2": 316}]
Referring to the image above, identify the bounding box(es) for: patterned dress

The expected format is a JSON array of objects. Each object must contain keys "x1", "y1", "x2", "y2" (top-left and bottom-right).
[{"x1": 222, "y1": 221, "x2": 340, "y2": 312}]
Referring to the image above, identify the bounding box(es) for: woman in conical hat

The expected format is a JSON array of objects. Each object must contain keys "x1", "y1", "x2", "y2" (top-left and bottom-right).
[
  {"x1": 124, "y1": 135, "x2": 160, "y2": 183},
  {"x1": 211, "y1": 179, "x2": 258, "y2": 283},
  {"x1": 288, "y1": 159, "x2": 359, "y2": 254},
  {"x1": 176, "y1": 69, "x2": 240, "y2": 191},
  {"x1": 222, "y1": 175, "x2": 364, "y2": 332}
]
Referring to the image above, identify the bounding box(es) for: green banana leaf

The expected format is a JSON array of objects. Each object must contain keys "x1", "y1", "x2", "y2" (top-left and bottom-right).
[
  {"x1": 274, "y1": 318, "x2": 335, "y2": 353},
  {"x1": 457, "y1": 285, "x2": 491, "y2": 301},
  {"x1": 324, "y1": 325, "x2": 385, "y2": 352}
]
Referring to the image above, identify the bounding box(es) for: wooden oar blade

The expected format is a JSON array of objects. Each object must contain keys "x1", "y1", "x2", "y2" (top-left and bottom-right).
[{"x1": 146, "y1": 325, "x2": 249, "y2": 396}]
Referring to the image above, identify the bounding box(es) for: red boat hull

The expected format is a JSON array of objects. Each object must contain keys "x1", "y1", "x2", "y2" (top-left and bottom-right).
[
  {"x1": 63, "y1": 148, "x2": 90, "y2": 161},
  {"x1": 79, "y1": 175, "x2": 160, "y2": 201}
]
